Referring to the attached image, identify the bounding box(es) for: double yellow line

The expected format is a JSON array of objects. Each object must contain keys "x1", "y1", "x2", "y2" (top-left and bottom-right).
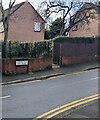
[{"x1": 35, "y1": 94, "x2": 100, "y2": 119}]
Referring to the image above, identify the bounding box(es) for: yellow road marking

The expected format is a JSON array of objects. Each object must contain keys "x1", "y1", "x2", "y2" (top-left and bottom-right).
[
  {"x1": 46, "y1": 96, "x2": 99, "y2": 119},
  {"x1": 35, "y1": 94, "x2": 100, "y2": 119},
  {"x1": 48, "y1": 69, "x2": 98, "y2": 80},
  {"x1": 65, "y1": 68, "x2": 98, "y2": 76}
]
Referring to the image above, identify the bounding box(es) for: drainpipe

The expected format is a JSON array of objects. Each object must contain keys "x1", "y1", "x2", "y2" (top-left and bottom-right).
[{"x1": 59, "y1": 43, "x2": 62, "y2": 66}]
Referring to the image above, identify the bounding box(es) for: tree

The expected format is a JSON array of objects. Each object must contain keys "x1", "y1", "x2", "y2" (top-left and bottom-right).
[
  {"x1": 44, "y1": 29, "x2": 50, "y2": 39},
  {"x1": 0, "y1": 0, "x2": 16, "y2": 58},
  {"x1": 49, "y1": 17, "x2": 63, "y2": 38},
  {"x1": 45, "y1": 17, "x2": 63, "y2": 39},
  {"x1": 38, "y1": 0, "x2": 98, "y2": 36}
]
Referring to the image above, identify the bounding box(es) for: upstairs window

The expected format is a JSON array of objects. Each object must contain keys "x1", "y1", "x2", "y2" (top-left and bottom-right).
[
  {"x1": 34, "y1": 22, "x2": 41, "y2": 32},
  {"x1": 72, "y1": 24, "x2": 78, "y2": 31}
]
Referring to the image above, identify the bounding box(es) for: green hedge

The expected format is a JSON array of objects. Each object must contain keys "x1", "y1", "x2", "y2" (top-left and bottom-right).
[
  {"x1": 2, "y1": 40, "x2": 53, "y2": 58},
  {"x1": 53, "y1": 36, "x2": 99, "y2": 43}
]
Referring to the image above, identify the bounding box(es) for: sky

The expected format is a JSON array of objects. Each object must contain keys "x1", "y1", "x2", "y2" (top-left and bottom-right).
[
  {"x1": 2, "y1": 0, "x2": 43, "y2": 9},
  {"x1": 2, "y1": 0, "x2": 100, "y2": 9},
  {"x1": 2, "y1": 0, "x2": 100, "y2": 25},
  {"x1": 1, "y1": 0, "x2": 100, "y2": 30}
]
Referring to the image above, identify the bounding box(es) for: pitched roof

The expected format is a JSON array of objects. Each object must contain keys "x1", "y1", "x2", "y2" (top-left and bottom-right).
[
  {"x1": 4, "y1": 2, "x2": 25, "y2": 17},
  {"x1": 27, "y1": 2, "x2": 46, "y2": 22},
  {"x1": 72, "y1": 2, "x2": 100, "y2": 22},
  {"x1": 4, "y1": 1, "x2": 45, "y2": 22},
  {"x1": 80, "y1": 2, "x2": 100, "y2": 13}
]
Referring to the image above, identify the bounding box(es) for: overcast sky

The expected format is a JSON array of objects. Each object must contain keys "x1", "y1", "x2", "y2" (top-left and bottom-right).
[
  {"x1": 2, "y1": 0, "x2": 99, "y2": 9},
  {"x1": 2, "y1": 0, "x2": 43, "y2": 9},
  {"x1": 3, "y1": 0, "x2": 100, "y2": 8}
]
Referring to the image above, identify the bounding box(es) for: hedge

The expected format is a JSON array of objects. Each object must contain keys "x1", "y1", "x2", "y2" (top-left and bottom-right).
[
  {"x1": 2, "y1": 40, "x2": 53, "y2": 58},
  {"x1": 53, "y1": 36, "x2": 99, "y2": 43}
]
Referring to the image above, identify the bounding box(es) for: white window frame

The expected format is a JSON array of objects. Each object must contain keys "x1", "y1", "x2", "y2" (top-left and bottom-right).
[{"x1": 34, "y1": 22, "x2": 41, "y2": 32}]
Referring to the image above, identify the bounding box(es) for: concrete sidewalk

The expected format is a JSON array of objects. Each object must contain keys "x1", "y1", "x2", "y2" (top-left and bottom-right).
[
  {"x1": 56, "y1": 99, "x2": 100, "y2": 119},
  {"x1": 2, "y1": 61, "x2": 99, "y2": 85}
]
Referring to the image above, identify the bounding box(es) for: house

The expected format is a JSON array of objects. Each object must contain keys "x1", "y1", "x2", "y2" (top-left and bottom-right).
[
  {"x1": 0, "y1": 2, "x2": 3, "y2": 40},
  {"x1": 0, "y1": 1, "x2": 45, "y2": 42},
  {"x1": 69, "y1": 2, "x2": 100, "y2": 37}
]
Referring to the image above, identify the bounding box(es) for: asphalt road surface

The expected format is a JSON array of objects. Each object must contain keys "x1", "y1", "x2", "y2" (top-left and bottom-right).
[{"x1": 2, "y1": 69, "x2": 99, "y2": 118}]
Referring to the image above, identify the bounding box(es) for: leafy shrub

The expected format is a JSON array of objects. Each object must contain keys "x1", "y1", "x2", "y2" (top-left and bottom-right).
[
  {"x1": 53, "y1": 36, "x2": 99, "y2": 43},
  {"x1": 2, "y1": 40, "x2": 53, "y2": 58}
]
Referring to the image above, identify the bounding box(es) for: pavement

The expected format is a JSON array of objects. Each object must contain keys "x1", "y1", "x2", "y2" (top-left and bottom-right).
[
  {"x1": 56, "y1": 99, "x2": 100, "y2": 119},
  {"x1": 2, "y1": 61, "x2": 99, "y2": 85}
]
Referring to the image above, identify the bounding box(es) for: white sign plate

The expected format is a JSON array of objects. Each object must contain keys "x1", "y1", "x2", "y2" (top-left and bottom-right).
[{"x1": 16, "y1": 60, "x2": 28, "y2": 66}]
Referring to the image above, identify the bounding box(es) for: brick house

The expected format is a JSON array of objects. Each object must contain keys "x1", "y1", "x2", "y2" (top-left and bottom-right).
[
  {"x1": 0, "y1": 1, "x2": 45, "y2": 42},
  {"x1": 69, "y1": 3, "x2": 100, "y2": 37}
]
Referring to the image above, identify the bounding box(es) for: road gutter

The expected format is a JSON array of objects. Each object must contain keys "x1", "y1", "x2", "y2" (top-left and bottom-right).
[{"x1": 1, "y1": 66, "x2": 99, "y2": 86}]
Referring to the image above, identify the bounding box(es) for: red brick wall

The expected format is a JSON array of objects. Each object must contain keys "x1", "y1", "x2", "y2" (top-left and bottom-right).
[
  {"x1": 2, "y1": 58, "x2": 52, "y2": 75},
  {"x1": 69, "y1": 10, "x2": 99, "y2": 37},
  {"x1": 61, "y1": 56, "x2": 98, "y2": 66},
  {"x1": 8, "y1": 2, "x2": 45, "y2": 42},
  {"x1": 29, "y1": 58, "x2": 52, "y2": 72},
  {"x1": 69, "y1": 19, "x2": 98, "y2": 37}
]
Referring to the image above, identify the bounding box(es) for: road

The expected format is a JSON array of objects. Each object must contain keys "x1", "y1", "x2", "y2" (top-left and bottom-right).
[{"x1": 2, "y1": 69, "x2": 99, "y2": 118}]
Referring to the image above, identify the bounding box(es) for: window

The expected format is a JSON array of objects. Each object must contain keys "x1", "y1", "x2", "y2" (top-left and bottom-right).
[
  {"x1": 34, "y1": 22, "x2": 41, "y2": 32},
  {"x1": 72, "y1": 24, "x2": 78, "y2": 31}
]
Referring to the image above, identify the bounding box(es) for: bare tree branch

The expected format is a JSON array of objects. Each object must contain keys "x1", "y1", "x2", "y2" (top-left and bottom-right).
[
  {"x1": 1, "y1": 0, "x2": 16, "y2": 58},
  {"x1": 38, "y1": 0, "x2": 98, "y2": 37}
]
